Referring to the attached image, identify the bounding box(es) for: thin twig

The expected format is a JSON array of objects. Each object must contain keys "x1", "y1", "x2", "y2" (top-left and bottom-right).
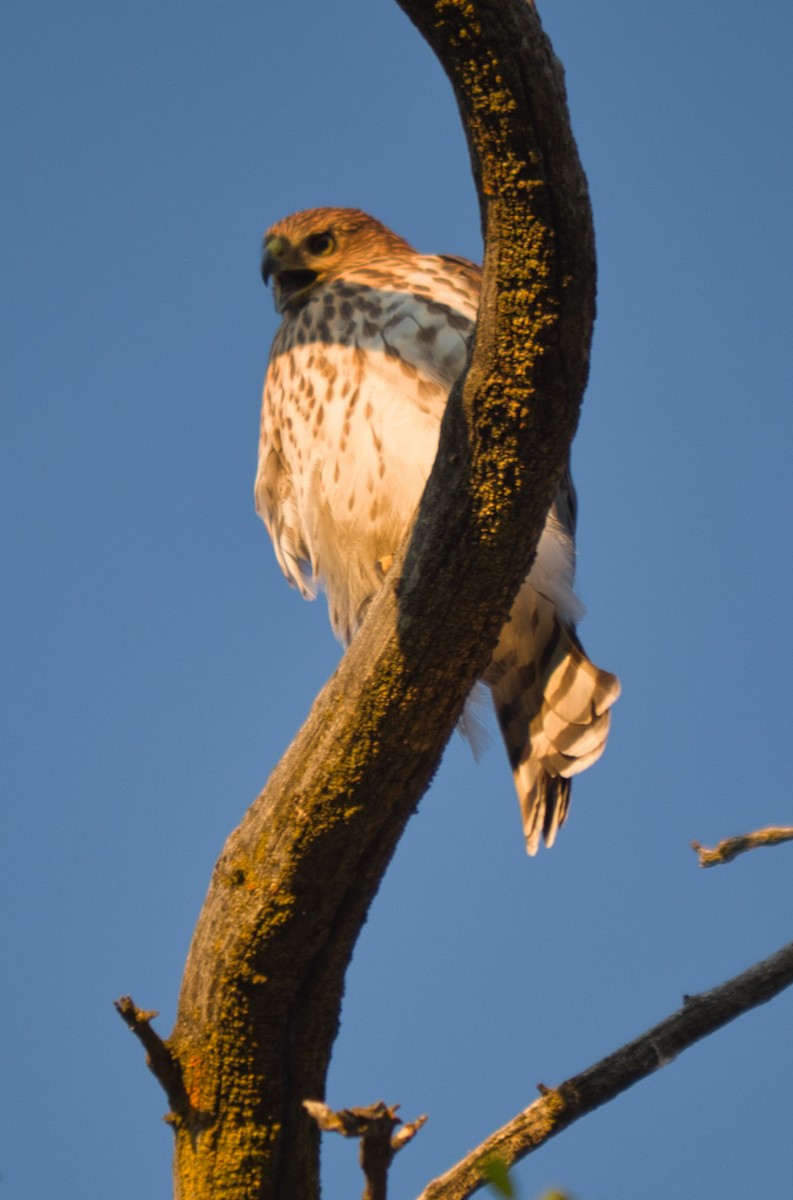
[
  {"x1": 692, "y1": 826, "x2": 793, "y2": 867},
  {"x1": 115, "y1": 996, "x2": 187, "y2": 1118},
  {"x1": 305, "y1": 1100, "x2": 427, "y2": 1200},
  {"x1": 416, "y1": 941, "x2": 793, "y2": 1200}
]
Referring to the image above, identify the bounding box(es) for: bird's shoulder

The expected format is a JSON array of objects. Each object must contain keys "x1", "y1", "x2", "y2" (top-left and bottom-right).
[{"x1": 346, "y1": 251, "x2": 481, "y2": 314}]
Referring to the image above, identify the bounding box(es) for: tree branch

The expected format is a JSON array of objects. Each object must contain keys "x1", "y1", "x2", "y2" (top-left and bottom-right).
[
  {"x1": 120, "y1": 4, "x2": 596, "y2": 1197},
  {"x1": 115, "y1": 996, "x2": 187, "y2": 1121},
  {"x1": 417, "y1": 941, "x2": 793, "y2": 1200},
  {"x1": 304, "y1": 1100, "x2": 427, "y2": 1200},
  {"x1": 692, "y1": 826, "x2": 793, "y2": 867}
]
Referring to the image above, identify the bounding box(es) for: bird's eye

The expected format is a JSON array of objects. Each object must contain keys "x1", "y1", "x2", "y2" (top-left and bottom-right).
[{"x1": 306, "y1": 231, "x2": 336, "y2": 257}]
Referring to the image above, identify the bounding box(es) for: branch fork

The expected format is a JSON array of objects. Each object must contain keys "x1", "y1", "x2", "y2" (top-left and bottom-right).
[{"x1": 304, "y1": 1100, "x2": 427, "y2": 1200}]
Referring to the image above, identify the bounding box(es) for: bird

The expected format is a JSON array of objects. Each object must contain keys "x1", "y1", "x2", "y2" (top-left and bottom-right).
[{"x1": 255, "y1": 207, "x2": 619, "y2": 853}]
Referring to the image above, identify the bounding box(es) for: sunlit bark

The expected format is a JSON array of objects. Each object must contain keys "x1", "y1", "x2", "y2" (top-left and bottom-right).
[{"x1": 123, "y1": 3, "x2": 598, "y2": 1195}]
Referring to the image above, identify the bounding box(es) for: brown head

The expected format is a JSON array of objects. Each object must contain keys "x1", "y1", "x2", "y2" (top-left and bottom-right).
[{"x1": 261, "y1": 207, "x2": 414, "y2": 314}]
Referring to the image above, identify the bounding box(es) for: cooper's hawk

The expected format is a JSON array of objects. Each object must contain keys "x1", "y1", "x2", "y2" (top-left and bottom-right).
[{"x1": 256, "y1": 207, "x2": 619, "y2": 853}]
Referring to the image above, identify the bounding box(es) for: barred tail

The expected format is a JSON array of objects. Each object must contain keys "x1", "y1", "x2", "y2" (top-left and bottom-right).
[{"x1": 489, "y1": 588, "x2": 620, "y2": 854}]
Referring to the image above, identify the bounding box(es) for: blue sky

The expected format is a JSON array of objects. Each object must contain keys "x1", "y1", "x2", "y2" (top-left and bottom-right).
[{"x1": 3, "y1": 1, "x2": 792, "y2": 1197}]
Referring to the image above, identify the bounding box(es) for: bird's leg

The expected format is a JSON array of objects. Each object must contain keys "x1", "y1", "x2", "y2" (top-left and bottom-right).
[{"x1": 375, "y1": 554, "x2": 394, "y2": 579}]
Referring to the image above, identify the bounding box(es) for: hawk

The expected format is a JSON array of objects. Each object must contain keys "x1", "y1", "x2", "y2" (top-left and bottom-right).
[{"x1": 256, "y1": 207, "x2": 619, "y2": 854}]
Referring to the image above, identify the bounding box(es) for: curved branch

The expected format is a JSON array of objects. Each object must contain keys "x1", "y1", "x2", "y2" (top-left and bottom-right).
[
  {"x1": 128, "y1": 4, "x2": 597, "y2": 1197},
  {"x1": 417, "y1": 941, "x2": 793, "y2": 1200},
  {"x1": 692, "y1": 826, "x2": 793, "y2": 867}
]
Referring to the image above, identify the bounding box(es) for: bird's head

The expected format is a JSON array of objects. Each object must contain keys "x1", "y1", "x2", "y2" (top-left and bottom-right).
[{"x1": 261, "y1": 207, "x2": 413, "y2": 314}]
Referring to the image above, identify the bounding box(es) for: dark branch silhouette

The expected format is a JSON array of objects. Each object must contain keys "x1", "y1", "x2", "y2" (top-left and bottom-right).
[{"x1": 416, "y1": 941, "x2": 793, "y2": 1199}]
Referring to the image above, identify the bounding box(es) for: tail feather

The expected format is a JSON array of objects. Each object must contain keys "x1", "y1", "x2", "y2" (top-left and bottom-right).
[
  {"x1": 537, "y1": 703, "x2": 611, "y2": 759},
  {"x1": 514, "y1": 765, "x2": 570, "y2": 855},
  {"x1": 543, "y1": 639, "x2": 620, "y2": 722},
  {"x1": 490, "y1": 585, "x2": 620, "y2": 854}
]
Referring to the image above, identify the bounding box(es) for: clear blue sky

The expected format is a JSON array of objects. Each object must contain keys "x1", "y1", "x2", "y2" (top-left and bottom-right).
[{"x1": 3, "y1": 2, "x2": 792, "y2": 1197}]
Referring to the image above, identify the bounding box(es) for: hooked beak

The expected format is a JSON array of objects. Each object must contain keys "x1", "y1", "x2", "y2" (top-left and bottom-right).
[
  {"x1": 261, "y1": 236, "x2": 283, "y2": 286},
  {"x1": 261, "y1": 235, "x2": 318, "y2": 314}
]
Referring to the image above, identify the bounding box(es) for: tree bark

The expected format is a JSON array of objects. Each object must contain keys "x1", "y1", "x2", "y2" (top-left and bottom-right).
[{"x1": 154, "y1": 3, "x2": 597, "y2": 1196}]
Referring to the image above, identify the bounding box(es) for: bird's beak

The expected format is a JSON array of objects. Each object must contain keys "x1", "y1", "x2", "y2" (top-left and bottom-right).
[
  {"x1": 261, "y1": 233, "x2": 318, "y2": 314},
  {"x1": 261, "y1": 236, "x2": 284, "y2": 286},
  {"x1": 262, "y1": 235, "x2": 294, "y2": 314}
]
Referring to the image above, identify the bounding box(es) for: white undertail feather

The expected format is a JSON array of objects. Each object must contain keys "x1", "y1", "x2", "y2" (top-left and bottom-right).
[{"x1": 458, "y1": 681, "x2": 493, "y2": 761}]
